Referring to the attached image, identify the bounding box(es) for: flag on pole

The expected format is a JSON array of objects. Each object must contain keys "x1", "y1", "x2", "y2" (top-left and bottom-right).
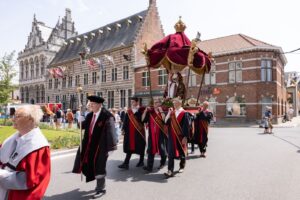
[
  {"x1": 104, "y1": 54, "x2": 115, "y2": 66},
  {"x1": 87, "y1": 58, "x2": 97, "y2": 70},
  {"x1": 54, "y1": 67, "x2": 64, "y2": 78}
]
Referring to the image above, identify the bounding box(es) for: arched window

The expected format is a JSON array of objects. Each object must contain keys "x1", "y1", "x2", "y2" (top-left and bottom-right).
[
  {"x1": 20, "y1": 87, "x2": 24, "y2": 102},
  {"x1": 261, "y1": 97, "x2": 272, "y2": 117},
  {"x1": 40, "y1": 85, "x2": 45, "y2": 103},
  {"x1": 25, "y1": 60, "x2": 29, "y2": 79},
  {"x1": 36, "y1": 85, "x2": 40, "y2": 103},
  {"x1": 226, "y1": 96, "x2": 246, "y2": 116},
  {"x1": 25, "y1": 87, "x2": 29, "y2": 103},
  {"x1": 30, "y1": 58, "x2": 34, "y2": 79},
  {"x1": 35, "y1": 57, "x2": 39, "y2": 78},
  {"x1": 40, "y1": 55, "x2": 45, "y2": 76},
  {"x1": 208, "y1": 97, "x2": 217, "y2": 115}
]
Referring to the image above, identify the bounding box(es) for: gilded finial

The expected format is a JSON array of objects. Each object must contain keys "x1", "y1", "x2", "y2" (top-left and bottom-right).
[{"x1": 174, "y1": 16, "x2": 186, "y2": 33}]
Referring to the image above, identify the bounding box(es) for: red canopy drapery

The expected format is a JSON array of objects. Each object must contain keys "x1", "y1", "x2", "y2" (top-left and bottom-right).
[{"x1": 145, "y1": 18, "x2": 212, "y2": 75}]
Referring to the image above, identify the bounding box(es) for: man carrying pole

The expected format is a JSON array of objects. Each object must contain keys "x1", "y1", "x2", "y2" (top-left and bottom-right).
[
  {"x1": 72, "y1": 95, "x2": 117, "y2": 199},
  {"x1": 142, "y1": 99, "x2": 168, "y2": 172},
  {"x1": 164, "y1": 97, "x2": 191, "y2": 178},
  {"x1": 118, "y1": 97, "x2": 146, "y2": 169}
]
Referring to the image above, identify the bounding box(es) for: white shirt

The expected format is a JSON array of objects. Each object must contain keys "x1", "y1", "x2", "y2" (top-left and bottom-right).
[
  {"x1": 175, "y1": 107, "x2": 184, "y2": 118},
  {"x1": 131, "y1": 106, "x2": 139, "y2": 114},
  {"x1": 91, "y1": 108, "x2": 101, "y2": 131},
  {"x1": 168, "y1": 80, "x2": 178, "y2": 98}
]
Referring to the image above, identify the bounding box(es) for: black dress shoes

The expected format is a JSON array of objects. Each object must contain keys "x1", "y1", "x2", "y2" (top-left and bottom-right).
[
  {"x1": 118, "y1": 163, "x2": 129, "y2": 170},
  {"x1": 93, "y1": 189, "x2": 106, "y2": 199},
  {"x1": 136, "y1": 162, "x2": 144, "y2": 167}
]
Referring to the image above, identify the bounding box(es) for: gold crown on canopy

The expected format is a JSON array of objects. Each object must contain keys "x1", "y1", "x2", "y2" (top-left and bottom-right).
[{"x1": 174, "y1": 16, "x2": 186, "y2": 33}]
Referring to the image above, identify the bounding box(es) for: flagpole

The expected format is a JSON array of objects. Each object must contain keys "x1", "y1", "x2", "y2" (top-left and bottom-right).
[{"x1": 78, "y1": 38, "x2": 89, "y2": 182}]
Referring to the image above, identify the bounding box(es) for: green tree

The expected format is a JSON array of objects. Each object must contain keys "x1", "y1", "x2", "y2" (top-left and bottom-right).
[{"x1": 0, "y1": 51, "x2": 17, "y2": 104}]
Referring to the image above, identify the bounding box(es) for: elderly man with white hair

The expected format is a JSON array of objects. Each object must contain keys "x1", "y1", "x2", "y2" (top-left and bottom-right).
[{"x1": 0, "y1": 105, "x2": 50, "y2": 200}]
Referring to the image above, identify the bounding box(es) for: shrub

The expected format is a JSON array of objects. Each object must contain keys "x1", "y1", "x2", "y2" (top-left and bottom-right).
[{"x1": 51, "y1": 135, "x2": 80, "y2": 149}]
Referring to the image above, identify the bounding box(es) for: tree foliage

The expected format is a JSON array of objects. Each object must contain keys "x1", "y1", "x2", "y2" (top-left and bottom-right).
[{"x1": 0, "y1": 51, "x2": 17, "y2": 104}]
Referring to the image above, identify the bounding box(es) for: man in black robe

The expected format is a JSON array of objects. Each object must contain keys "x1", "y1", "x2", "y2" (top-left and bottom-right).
[
  {"x1": 194, "y1": 101, "x2": 213, "y2": 157},
  {"x1": 142, "y1": 99, "x2": 168, "y2": 172},
  {"x1": 164, "y1": 97, "x2": 191, "y2": 178},
  {"x1": 72, "y1": 95, "x2": 117, "y2": 198},
  {"x1": 118, "y1": 97, "x2": 146, "y2": 169}
]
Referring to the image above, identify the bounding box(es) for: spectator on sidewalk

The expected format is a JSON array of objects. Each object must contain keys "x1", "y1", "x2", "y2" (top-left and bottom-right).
[
  {"x1": 288, "y1": 106, "x2": 294, "y2": 121},
  {"x1": 264, "y1": 106, "x2": 273, "y2": 134},
  {"x1": 66, "y1": 109, "x2": 74, "y2": 129}
]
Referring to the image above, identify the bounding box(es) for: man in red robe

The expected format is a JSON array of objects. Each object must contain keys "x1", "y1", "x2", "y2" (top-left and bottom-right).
[
  {"x1": 118, "y1": 97, "x2": 146, "y2": 169},
  {"x1": 194, "y1": 101, "x2": 213, "y2": 157},
  {"x1": 0, "y1": 105, "x2": 50, "y2": 200},
  {"x1": 142, "y1": 99, "x2": 167, "y2": 172},
  {"x1": 164, "y1": 97, "x2": 191, "y2": 178}
]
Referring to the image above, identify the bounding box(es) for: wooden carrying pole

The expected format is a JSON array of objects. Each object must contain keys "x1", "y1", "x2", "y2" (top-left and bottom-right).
[{"x1": 196, "y1": 67, "x2": 206, "y2": 106}]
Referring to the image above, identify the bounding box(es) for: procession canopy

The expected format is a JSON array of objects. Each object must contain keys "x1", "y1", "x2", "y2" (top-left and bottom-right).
[{"x1": 144, "y1": 17, "x2": 212, "y2": 75}]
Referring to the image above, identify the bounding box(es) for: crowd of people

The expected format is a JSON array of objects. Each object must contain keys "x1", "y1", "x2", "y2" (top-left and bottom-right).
[{"x1": 0, "y1": 95, "x2": 213, "y2": 199}]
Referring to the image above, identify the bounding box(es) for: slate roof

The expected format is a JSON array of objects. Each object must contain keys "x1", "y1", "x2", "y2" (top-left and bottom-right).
[
  {"x1": 50, "y1": 10, "x2": 148, "y2": 66},
  {"x1": 198, "y1": 34, "x2": 279, "y2": 54}
]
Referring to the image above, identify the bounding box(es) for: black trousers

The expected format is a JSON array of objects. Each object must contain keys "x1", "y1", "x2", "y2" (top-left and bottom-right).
[
  {"x1": 147, "y1": 153, "x2": 167, "y2": 169},
  {"x1": 123, "y1": 153, "x2": 144, "y2": 165},
  {"x1": 167, "y1": 156, "x2": 186, "y2": 172},
  {"x1": 95, "y1": 177, "x2": 105, "y2": 192}
]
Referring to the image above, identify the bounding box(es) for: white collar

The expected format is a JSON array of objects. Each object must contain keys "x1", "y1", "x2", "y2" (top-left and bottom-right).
[
  {"x1": 0, "y1": 127, "x2": 49, "y2": 167},
  {"x1": 175, "y1": 107, "x2": 184, "y2": 117}
]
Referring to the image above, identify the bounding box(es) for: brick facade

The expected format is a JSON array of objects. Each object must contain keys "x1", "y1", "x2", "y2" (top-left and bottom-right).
[{"x1": 135, "y1": 35, "x2": 288, "y2": 123}]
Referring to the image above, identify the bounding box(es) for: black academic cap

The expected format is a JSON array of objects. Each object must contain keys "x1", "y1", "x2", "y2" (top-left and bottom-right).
[
  {"x1": 130, "y1": 96, "x2": 139, "y2": 102},
  {"x1": 87, "y1": 95, "x2": 105, "y2": 103}
]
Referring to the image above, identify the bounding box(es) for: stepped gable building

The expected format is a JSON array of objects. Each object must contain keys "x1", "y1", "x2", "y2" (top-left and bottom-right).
[
  {"x1": 48, "y1": 0, "x2": 164, "y2": 110},
  {"x1": 18, "y1": 8, "x2": 77, "y2": 104},
  {"x1": 135, "y1": 34, "x2": 288, "y2": 123}
]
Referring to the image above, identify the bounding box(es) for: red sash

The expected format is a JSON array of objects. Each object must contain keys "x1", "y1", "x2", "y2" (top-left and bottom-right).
[
  {"x1": 150, "y1": 111, "x2": 168, "y2": 137},
  {"x1": 199, "y1": 120, "x2": 208, "y2": 143},
  {"x1": 127, "y1": 109, "x2": 145, "y2": 141},
  {"x1": 170, "y1": 111, "x2": 187, "y2": 156}
]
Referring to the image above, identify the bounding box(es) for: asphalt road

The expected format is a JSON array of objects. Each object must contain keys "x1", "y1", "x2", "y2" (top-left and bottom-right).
[{"x1": 45, "y1": 126, "x2": 300, "y2": 200}]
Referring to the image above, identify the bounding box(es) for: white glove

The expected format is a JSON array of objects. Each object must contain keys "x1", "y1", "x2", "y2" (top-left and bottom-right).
[
  {"x1": 0, "y1": 169, "x2": 12, "y2": 178},
  {"x1": 78, "y1": 116, "x2": 85, "y2": 123}
]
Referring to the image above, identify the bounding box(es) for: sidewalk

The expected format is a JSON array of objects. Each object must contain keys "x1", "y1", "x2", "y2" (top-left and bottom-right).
[{"x1": 272, "y1": 116, "x2": 300, "y2": 128}]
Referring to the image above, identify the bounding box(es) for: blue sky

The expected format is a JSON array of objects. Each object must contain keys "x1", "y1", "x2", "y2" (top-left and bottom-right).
[{"x1": 0, "y1": 0, "x2": 299, "y2": 72}]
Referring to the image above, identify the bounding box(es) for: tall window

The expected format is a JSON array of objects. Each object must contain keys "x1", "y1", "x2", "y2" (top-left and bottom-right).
[
  {"x1": 188, "y1": 71, "x2": 197, "y2": 87},
  {"x1": 205, "y1": 64, "x2": 216, "y2": 85},
  {"x1": 226, "y1": 96, "x2": 246, "y2": 116},
  {"x1": 261, "y1": 59, "x2": 272, "y2": 82},
  {"x1": 62, "y1": 77, "x2": 66, "y2": 88},
  {"x1": 25, "y1": 64, "x2": 28, "y2": 79},
  {"x1": 48, "y1": 79, "x2": 52, "y2": 89},
  {"x1": 97, "y1": 92, "x2": 103, "y2": 97},
  {"x1": 55, "y1": 95, "x2": 60, "y2": 103},
  {"x1": 54, "y1": 78, "x2": 59, "y2": 89},
  {"x1": 35, "y1": 59, "x2": 39, "y2": 78},
  {"x1": 112, "y1": 68, "x2": 117, "y2": 81},
  {"x1": 229, "y1": 62, "x2": 242, "y2": 83},
  {"x1": 84, "y1": 73, "x2": 88, "y2": 85},
  {"x1": 92, "y1": 72, "x2": 97, "y2": 84},
  {"x1": 75, "y1": 75, "x2": 80, "y2": 86},
  {"x1": 128, "y1": 89, "x2": 132, "y2": 107},
  {"x1": 142, "y1": 71, "x2": 150, "y2": 87},
  {"x1": 158, "y1": 69, "x2": 167, "y2": 85},
  {"x1": 41, "y1": 86, "x2": 45, "y2": 103},
  {"x1": 123, "y1": 66, "x2": 129, "y2": 80},
  {"x1": 108, "y1": 91, "x2": 114, "y2": 108},
  {"x1": 30, "y1": 61, "x2": 34, "y2": 79},
  {"x1": 68, "y1": 76, "x2": 73, "y2": 88},
  {"x1": 101, "y1": 70, "x2": 106, "y2": 83},
  {"x1": 120, "y1": 90, "x2": 126, "y2": 108},
  {"x1": 40, "y1": 57, "x2": 45, "y2": 75}
]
